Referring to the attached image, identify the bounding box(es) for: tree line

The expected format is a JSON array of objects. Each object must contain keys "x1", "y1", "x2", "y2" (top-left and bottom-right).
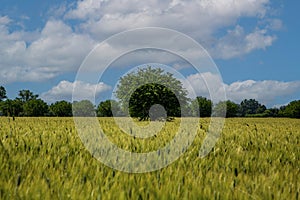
[
  {"x1": 0, "y1": 86, "x2": 299, "y2": 119},
  {"x1": 0, "y1": 67, "x2": 299, "y2": 119},
  {"x1": 192, "y1": 97, "x2": 300, "y2": 118}
]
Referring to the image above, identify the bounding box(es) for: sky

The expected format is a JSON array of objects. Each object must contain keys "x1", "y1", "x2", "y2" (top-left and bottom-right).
[{"x1": 0, "y1": 0, "x2": 299, "y2": 108}]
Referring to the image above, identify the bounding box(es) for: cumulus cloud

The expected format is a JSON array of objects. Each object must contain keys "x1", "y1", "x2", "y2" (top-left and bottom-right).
[
  {"x1": 27, "y1": 20, "x2": 94, "y2": 71},
  {"x1": 211, "y1": 26, "x2": 276, "y2": 59},
  {"x1": 0, "y1": 19, "x2": 95, "y2": 84},
  {"x1": 183, "y1": 72, "x2": 300, "y2": 106},
  {"x1": 41, "y1": 80, "x2": 111, "y2": 103},
  {"x1": 0, "y1": 0, "x2": 282, "y2": 84},
  {"x1": 66, "y1": 0, "x2": 270, "y2": 37},
  {"x1": 76, "y1": 27, "x2": 214, "y2": 71},
  {"x1": 63, "y1": 0, "x2": 277, "y2": 59},
  {"x1": 1, "y1": 67, "x2": 59, "y2": 83}
]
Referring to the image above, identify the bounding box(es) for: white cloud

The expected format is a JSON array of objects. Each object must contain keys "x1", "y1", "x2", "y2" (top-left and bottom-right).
[
  {"x1": 74, "y1": 27, "x2": 215, "y2": 72},
  {"x1": 1, "y1": 67, "x2": 59, "y2": 83},
  {"x1": 65, "y1": 0, "x2": 106, "y2": 20},
  {"x1": 245, "y1": 29, "x2": 275, "y2": 51},
  {"x1": 0, "y1": 19, "x2": 95, "y2": 84},
  {"x1": 69, "y1": 0, "x2": 268, "y2": 38},
  {"x1": 184, "y1": 72, "x2": 300, "y2": 106},
  {"x1": 211, "y1": 26, "x2": 276, "y2": 59},
  {"x1": 63, "y1": 0, "x2": 277, "y2": 59},
  {"x1": 41, "y1": 80, "x2": 111, "y2": 103},
  {"x1": 0, "y1": 0, "x2": 282, "y2": 84},
  {"x1": 27, "y1": 20, "x2": 94, "y2": 71}
]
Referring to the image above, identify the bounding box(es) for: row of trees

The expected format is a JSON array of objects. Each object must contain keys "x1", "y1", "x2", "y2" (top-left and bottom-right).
[
  {"x1": 0, "y1": 87, "x2": 299, "y2": 118},
  {"x1": 1, "y1": 67, "x2": 299, "y2": 119},
  {"x1": 0, "y1": 91, "x2": 299, "y2": 119},
  {"x1": 191, "y1": 97, "x2": 300, "y2": 118},
  {"x1": 0, "y1": 88, "x2": 91, "y2": 117}
]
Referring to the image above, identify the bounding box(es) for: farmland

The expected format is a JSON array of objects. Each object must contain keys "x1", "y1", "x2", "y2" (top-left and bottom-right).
[{"x1": 0, "y1": 117, "x2": 299, "y2": 199}]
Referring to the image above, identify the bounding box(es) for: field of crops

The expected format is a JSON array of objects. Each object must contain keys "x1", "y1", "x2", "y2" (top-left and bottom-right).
[{"x1": 0, "y1": 117, "x2": 299, "y2": 199}]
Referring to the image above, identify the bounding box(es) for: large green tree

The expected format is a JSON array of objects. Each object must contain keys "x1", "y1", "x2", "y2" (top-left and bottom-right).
[
  {"x1": 115, "y1": 67, "x2": 189, "y2": 121},
  {"x1": 190, "y1": 96, "x2": 212, "y2": 117},
  {"x1": 50, "y1": 101, "x2": 72, "y2": 117},
  {"x1": 72, "y1": 100, "x2": 95, "y2": 117}
]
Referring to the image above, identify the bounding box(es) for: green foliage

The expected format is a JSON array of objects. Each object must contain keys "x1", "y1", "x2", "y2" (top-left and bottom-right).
[
  {"x1": 23, "y1": 99, "x2": 48, "y2": 117},
  {"x1": 0, "y1": 86, "x2": 7, "y2": 101},
  {"x1": 129, "y1": 83, "x2": 181, "y2": 121},
  {"x1": 280, "y1": 100, "x2": 300, "y2": 118},
  {"x1": 50, "y1": 101, "x2": 72, "y2": 117},
  {"x1": 72, "y1": 100, "x2": 95, "y2": 117},
  {"x1": 240, "y1": 99, "x2": 266, "y2": 116},
  {"x1": 0, "y1": 118, "x2": 299, "y2": 199},
  {"x1": 212, "y1": 101, "x2": 226, "y2": 117},
  {"x1": 96, "y1": 100, "x2": 122, "y2": 117},
  {"x1": 115, "y1": 67, "x2": 189, "y2": 121},
  {"x1": 0, "y1": 99, "x2": 23, "y2": 116},
  {"x1": 190, "y1": 96, "x2": 212, "y2": 117},
  {"x1": 17, "y1": 90, "x2": 38, "y2": 102},
  {"x1": 225, "y1": 101, "x2": 240, "y2": 117},
  {"x1": 213, "y1": 100, "x2": 239, "y2": 118},
  {"x1": 0, "y1": 89, "x2": 42, "y2": 117},
  {"x1": 263, "y1": 108, "x2": 279, "y2": 117}
]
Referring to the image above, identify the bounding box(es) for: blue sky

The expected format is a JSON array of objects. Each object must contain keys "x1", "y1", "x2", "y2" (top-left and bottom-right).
[{"x1": 0, "y1": 0, "x2": 299, "y2": 107}]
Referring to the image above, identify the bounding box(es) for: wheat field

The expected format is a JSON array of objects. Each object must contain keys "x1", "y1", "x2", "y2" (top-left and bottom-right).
[{"x1": 0, "y1": 117, "x2": 299, "y2": 199}]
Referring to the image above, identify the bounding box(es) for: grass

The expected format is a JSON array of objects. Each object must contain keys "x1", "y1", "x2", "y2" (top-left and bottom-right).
[{"x1": 0, "y1": 117, "x2": 299, "y2": 199}]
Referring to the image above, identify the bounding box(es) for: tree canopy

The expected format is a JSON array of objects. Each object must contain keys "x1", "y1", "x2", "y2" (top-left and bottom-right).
[
  {"x1": 240, "y1": 99, "x2": 266, "y2": 116},
  {"x1": 213, "y1": 100, "x2": 240, "y2": 118},
  {"x1": 72, "y1": 100, "x2": 95, "y2": 117},
  {"x1": 279, "y1": 100, "x2": 300, "y2": 118},
  {"x1": 23, "y1": 99, "x2": 48, "y2": 117},
  {"x1": 50, "y1": 101, "x2": 72, "y2": 117},
  {"x1": 17, "y1": 90, "x2": 38, "y2": 102},
  {"x1": 190, "y1": 96, "x2": 212, "y2": 117},
  {"x1": 0, "y1": 99, "x2": 23, "y2": 117},
  {"x1": 97, "y1": 100, "x2": 123, "y2": 117},
  {"x1": 115, "y1": 67, "x2": 189, "y2": 121},
  {"x1": 0, "y1": 89, "x2": 41, "y2": 117}
]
